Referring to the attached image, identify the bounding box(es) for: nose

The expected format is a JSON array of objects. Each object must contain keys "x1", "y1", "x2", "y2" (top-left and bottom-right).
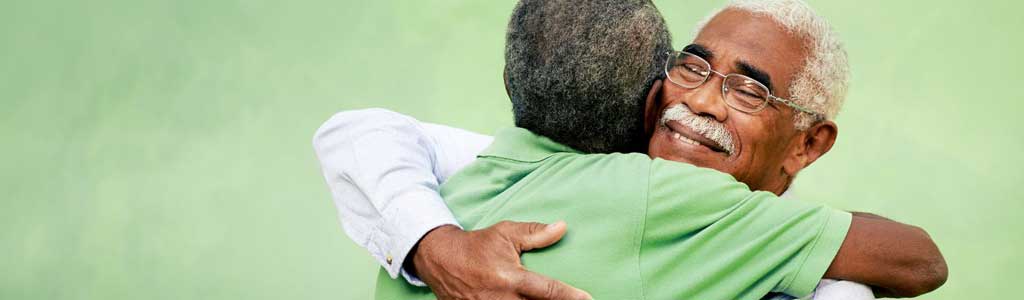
[{"x1": 681, "y1": 76, "x2": 729, "y2": 122}]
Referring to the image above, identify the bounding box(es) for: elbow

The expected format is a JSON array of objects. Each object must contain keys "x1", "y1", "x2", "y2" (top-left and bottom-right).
[
  {"x1": 312, "y1": 108, "x2": 405, "y2": 147},
  {"x1": 896, "y1": 257, "x2": 947, "y2": 297},
  {"x1": 312, "y1": 113, "x2": 339, "y2": 153},
  {"x1": 918, "y1": 252, "x2": 949, "y2": 295},
  {"x1": 928, "y1": 263, "x2": 949, "y2": 294},
  {"x1": 893, "y1": 228, "x2": 949, "y2": 297},
  {"x1": 915, "y1": 227, "x2": 949, "y2": 295},
  {"x1": 313, "y1": 110, "x2": 356, "y2": 150},
  {"x1": 312, "y1": 108, "x2": 389, "y2": 152}
]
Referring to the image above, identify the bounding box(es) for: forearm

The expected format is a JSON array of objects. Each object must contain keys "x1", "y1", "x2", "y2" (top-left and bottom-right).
[{"x1": 825, "y1": 216, "x2": 947, "y2": 297}]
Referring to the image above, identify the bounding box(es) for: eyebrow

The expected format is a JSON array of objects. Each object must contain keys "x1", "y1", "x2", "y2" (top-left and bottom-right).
[
  {"x1": 684, "y1": 43, "x2": 775, "y2": 92},
  {"x1": 735, "y1": 61, "x2": 774, "y2": 92},
  {"x1": 682, "y1": 44, "x2": 713, "y2": 60}
]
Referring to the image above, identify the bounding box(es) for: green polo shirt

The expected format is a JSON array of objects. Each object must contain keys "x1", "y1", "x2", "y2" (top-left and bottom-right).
[{"x1": 375, "y1": 127, "x2": 851, "y2": 300}]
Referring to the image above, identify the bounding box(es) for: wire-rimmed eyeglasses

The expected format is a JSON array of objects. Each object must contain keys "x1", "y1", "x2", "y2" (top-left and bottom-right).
[{"x1": 663, "y1": 51, "x2": 824, "y2": 121}]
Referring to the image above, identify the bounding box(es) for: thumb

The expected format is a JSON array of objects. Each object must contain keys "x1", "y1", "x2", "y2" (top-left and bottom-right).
[{"x1": 511, "y1": 221, "x2": 568, "y2": 252}]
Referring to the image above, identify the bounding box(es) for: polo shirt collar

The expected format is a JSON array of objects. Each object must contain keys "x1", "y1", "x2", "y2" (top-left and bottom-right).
[{"x1": 479, "y1": 127, "x2": 582, "y2": 162}]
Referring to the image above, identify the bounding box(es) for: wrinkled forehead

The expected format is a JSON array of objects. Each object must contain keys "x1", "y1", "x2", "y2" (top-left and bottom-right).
[{"x1": 692, "y1": 8, "x2": 809, "y2": 96}]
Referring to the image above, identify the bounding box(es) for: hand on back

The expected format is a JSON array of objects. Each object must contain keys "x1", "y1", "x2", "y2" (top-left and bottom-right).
[{"x1": 409, "y1": 221, "x2": 592, "y2": 300}]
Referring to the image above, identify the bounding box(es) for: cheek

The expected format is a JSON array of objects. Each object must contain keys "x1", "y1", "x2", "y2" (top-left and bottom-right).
[
  {"x1": 731, "y1": 114, "x2": 786, "y2": 165},
  {"x1": 740, "y1": 119, "x2": 795, "y2": 168},
  {"x1": 658, "y1": 84, "x2": 691, "y2": 110}
]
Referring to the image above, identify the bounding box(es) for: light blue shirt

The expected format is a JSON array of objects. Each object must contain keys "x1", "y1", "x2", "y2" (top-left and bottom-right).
[{"x1": 313, "y1": 108, "x2": 491, "y2": 284}]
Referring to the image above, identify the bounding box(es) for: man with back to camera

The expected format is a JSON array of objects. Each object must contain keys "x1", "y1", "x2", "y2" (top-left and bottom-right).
[{"x1": 314, "y1": 0, "x2": 947, "y2": 299}]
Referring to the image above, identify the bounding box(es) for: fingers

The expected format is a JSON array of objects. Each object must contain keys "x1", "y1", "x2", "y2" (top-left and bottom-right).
[
  {"x1": 502, "y1": 221, "x2": 568, "y2": 252},
  {"x1": 515, "y1": 271, "x2": 592, "y2": 300}
]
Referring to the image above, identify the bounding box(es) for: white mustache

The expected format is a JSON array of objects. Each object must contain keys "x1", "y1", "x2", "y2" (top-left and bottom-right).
[{"x1": 659, "y1": 104, "x2": 735, "y2": 155}]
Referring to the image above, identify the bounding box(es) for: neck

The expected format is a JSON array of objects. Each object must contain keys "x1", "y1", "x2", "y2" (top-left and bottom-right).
[{"x1": 754, "y1": 172, "x2": 792, "y2": 196}]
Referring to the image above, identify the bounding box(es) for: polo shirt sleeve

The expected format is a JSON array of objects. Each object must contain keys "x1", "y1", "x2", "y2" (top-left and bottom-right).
[{"x1": 639, "y1": 159, "x2": 852, "y2": 299}]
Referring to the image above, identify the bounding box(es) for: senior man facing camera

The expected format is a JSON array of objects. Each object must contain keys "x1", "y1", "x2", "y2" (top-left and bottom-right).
[{"x1": 314, "y1": 0, "x2": 947, "y2": 299}]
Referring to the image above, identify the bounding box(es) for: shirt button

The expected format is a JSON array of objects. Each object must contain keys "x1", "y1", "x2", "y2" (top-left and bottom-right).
[{"x1": 386, "y1": 254, "x2": 393, "y2": 265}]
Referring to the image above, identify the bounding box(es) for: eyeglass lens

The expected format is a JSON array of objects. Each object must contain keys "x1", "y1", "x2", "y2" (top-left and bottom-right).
[{"x1": 667, "y1": 52, "x2": 772, "y2": 113}]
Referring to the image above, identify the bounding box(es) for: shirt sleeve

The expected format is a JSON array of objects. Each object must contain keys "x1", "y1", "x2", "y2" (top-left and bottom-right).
[
  {"x1": 421, "y1": 122, "x2": 493, "y2": 183},
  {"x1": 640, "y1": 159, "x2": 852, "y2": 299},
  {"x1": 312, "y1": 108, "x2": 493, "y2": 285}
]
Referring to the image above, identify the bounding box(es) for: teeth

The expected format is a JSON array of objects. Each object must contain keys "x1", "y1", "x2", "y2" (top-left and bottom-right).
[{"x1": 673, "y1": 132, "x2": 699, "y2": 146}]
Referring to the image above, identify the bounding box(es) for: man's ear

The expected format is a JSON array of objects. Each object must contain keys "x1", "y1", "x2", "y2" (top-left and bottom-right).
[
  {"x1": 643, "y1": 80, "x2": 664, "y2": 138},
  {"x1": 782, "y1": 120, "x2": 838, "y2": 176}
]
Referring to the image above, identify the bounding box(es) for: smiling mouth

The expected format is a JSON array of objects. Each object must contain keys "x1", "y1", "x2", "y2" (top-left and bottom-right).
[{"x1": 664, "y1": 121, "x2": 730, "y2": 154}]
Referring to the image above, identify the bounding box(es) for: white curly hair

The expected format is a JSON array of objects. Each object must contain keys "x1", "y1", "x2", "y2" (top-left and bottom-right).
[{"x1": 695, "y1": 0, "x2": 850, "y2": 129}]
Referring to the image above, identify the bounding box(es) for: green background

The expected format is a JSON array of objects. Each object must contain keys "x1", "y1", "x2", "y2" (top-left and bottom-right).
[{"x1": 2, "y1": 0, "x2": 1020, "y2": 299}]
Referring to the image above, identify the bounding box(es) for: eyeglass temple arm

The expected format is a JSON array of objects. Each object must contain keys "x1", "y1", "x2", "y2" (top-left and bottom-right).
[{"x1": 770, "y1": 95, "x2": 824, "y2": 119}]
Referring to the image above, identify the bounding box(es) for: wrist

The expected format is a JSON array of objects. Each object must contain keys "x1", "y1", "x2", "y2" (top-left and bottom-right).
[{"x1": 407, "y1": 224, "x2": 463, "y2": 278}]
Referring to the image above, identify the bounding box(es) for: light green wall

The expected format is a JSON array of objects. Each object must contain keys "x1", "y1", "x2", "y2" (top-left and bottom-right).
[{"x1": 1, "y1": 0, "x2": 1020, "y2": 299}]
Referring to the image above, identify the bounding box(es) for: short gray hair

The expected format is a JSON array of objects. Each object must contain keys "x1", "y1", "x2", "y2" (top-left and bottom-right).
[
  {"x1": 695, "y1": 0, "x2": 850, "y2": 129},
  {"x1": 505, "y1": 0, "x2": 673, "y2": 153}
]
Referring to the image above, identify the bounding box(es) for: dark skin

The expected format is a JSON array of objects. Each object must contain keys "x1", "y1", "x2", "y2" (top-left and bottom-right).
[
  {"x1": 649, "y1": 9, "x2": 947, "y2": 297},
  {"x1": 410, "y1": 8, "x2": 946, "y2": 300},
  {"x1": 409, "y1": 222, "x2": 591, "y2": 300},
  {"x1": 647, "y1": 11, "x2": 816, "y2": 195}
]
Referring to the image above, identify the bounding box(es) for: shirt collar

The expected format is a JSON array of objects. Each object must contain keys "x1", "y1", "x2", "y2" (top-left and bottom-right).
[{"x1": 479, "y1": 127, "x2": 582, "y2": 162}]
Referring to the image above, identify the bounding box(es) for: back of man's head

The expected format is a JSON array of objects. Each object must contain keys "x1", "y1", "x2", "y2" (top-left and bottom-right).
[{"x1": 505, "y1": 0, "x2": 672, "y2": 153}]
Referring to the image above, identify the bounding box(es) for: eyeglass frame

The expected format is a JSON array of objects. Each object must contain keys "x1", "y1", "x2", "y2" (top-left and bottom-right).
[{"x1": 662, "y1": 51, "x2": 825, "y2": 121}]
